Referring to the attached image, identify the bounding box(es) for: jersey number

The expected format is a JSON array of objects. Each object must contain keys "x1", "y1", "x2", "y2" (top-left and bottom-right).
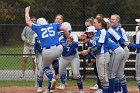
[{"x1": 41, "y1": 27, "x2": 55, "y2": 38}]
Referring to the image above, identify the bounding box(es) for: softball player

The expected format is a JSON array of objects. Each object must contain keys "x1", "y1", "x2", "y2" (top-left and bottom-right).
[
  {"x1": 125, "y1": 19, "x2": 140, "y2": 91},
  {"x1": 80, "y1": 27, "x2": 103, "y2": 93},
  {"x1": 25, "y1": 6, "x2": 70, "y2": 93},
  {"x1": 108, "y1": 14, "x2": 129, "y2": 93},
  {"x1": 33, "y1": 33, "x2": 60, "y2": 93},
  {"x1": 107, "y1": 38, "x2": 125, "y2": 93},
  {"x1": 135, "y1": 19, "x2": 140, "y2": 91},
  {"x1": 59, "y1": 22, "x2": 84, "y2": 93},
  {"x1": 92, "y1": 18, "x2": 110, "y2": 93},
  {"x1": 53, "y1": 14, "x2": 68, "y2": 90}
]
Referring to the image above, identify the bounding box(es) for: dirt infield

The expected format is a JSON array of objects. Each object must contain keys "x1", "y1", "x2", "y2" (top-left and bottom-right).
[{"x1": 0, "y1": 86, "x2": 139, "y2": 93}]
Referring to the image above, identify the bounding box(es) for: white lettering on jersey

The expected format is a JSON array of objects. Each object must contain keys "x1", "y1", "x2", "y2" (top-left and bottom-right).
[{"x1": 41, "y1": 27, "x2": 55, "y2": 38}]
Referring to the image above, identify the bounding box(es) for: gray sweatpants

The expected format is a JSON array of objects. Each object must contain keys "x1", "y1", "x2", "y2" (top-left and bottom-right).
[
  {"x1": 59, "y1": 54, "x2": 81, "y2": 79},
  {"x1": 108, "y1": 47, "x2": 125, "y2": 79},
  {"x1": 96, "y1": 52, "x2": 110, "y2": 86},
  {"x1": 42, "y1": 45, "x2": 63, "y2": 68},
  {"x1": 136, "y1": 53, "x2": 140, "y2": 81},
  {"x1": 37, "y1": 54, "x2": 44, "y2": 76}
]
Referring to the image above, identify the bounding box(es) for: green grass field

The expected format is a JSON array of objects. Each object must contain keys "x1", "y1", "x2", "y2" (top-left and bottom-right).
[
  {"x1": 0, "y1": 79, "x2": 137, "y2": 87},
  {"x1": 0, "y1": 46, "x2": 34, "y2": 70},
  {"x1": 0, "y1": 56, "x2": 34, "y2": 70}
]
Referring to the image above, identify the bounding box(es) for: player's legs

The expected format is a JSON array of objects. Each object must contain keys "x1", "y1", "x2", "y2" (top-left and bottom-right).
[
  {"x1": 43, "y1": 66, "x2": 53, "y2": 91},
  {"x1": 59, "y1": 57, "x2": 70, "y2": 77},
  {"x1": 93, "y1": 63, "x2": 102, "y2": 89},
  {"x1": 21, "y1": 57, "x2": 28, "y2": 77},
  {"x1": 71, "y1": 54, "x2": 83, "y2": 92},
  {"x1": 119, "y1": 46, "x2": 129, "y2": 93},
  {"x1": 136, "y1": 53, "x2": 140, "y2": 90},
  {"x1": 42, "y1": 45, "x2": 63, "y2": 92},
  {"x1": 21, "y1": 45, "x2": 30, "y2": 77},
  {"x1": 58, "y1": 56, "x2": 70, "y2": 90},
  {"x1": 30, "y1": 48, "x2": 36, "y2": 75},
  {"x1": 108, "y1": 47, "x2": 125, "y2": 93},
  {"x1": 37, "y1": 54, "x2": 44, "y2": 93},
  {"x1": 96, "y1": 53, "x2": 109, "y2": 93}
]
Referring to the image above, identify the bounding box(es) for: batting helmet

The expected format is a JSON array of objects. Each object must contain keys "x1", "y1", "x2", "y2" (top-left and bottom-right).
[{"x1": 37, "y1": 18, "x2": 48, "y2": 26}]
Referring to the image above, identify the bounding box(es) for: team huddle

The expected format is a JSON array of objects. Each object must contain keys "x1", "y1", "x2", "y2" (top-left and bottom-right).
[{"x1": 24, "y1": 6, "x2": 140, "y2": 93}]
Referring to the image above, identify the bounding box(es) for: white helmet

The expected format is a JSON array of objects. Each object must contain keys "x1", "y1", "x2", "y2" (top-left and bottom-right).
[
  {"x1": 62, "y1": 22, "x2": 72, "y2": 31},
  {"x1": 37, "y1": 18, "x2": 48, "y2": 26},
  {"x1": 86, "y1": 26, "x2": 95, "y2": 33}
]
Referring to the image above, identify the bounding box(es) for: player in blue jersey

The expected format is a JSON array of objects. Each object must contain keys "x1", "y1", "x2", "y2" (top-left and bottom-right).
[
  {"x1": 125, "y1": 19, "x2": 140, "y2": 91},
  {"x1": 108, "y1": 14, "x2": 129, "y2": 93},
  {"x1": 80, "y1": 26, "x2": 103, "y2": 93},
  {"x1": 25, "y1": 6, "x2": 70, "y2": 93},
  {"x1": 59, "y1": 23, "x2": 84, "y2": 93},
  {"x1": 107, "y1": 38, "x2": 126, "y2": 93},
  {"x1": 92, "y1": 17, "x2": 110, "y2": 93},
  {"x1": 33, "y1": 32, "x2": 63, "y2": 93},
  {"x1": 53, "y1": 15, "x2": 69, "y2": 90}
]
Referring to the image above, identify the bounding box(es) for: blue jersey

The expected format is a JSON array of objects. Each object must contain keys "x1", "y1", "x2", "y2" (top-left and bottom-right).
[
  {"x1": 93, "y1": 28, "x2": 109, "y2": 54},
  {"x1": 107, "y1": 38, "x2": 120, "y2": 51},
  {"x1": 31, "y1": 23, "x2": 61, "y2": 48},
  {"x1": 60, "y1": 36, "x2": 78, "y2": 57},
  {"x1": 87, "y1": 40, "x2": 96, "y2": 63},
  {"x1": 108, "y1": 26, "x2": 125, "y2": 47},
  {"x1": 34, "y1": 36, "x2": 42, "y2": 54}
]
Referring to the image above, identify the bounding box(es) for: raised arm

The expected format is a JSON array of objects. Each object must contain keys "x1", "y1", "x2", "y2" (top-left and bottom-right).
[{"x1": 25, "y1": 6, "x2": 33, "y2": 27}]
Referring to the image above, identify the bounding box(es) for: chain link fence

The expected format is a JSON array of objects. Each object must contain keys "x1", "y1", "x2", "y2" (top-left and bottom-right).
[{"x1": 0, "y1": 0, "x2": 139, "y2": 81}]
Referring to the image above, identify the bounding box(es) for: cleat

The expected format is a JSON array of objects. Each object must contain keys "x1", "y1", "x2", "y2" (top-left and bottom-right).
[
  {"x1": 58, "y1": 84, "x2": 65, "y2": 90},
  {"x1": 94, "y1": 89, "x2": 102, "y2": 93},
  {"x1": 90, "y1": 84, "x2": 99, "y2": 90},
  {"x1": 43, "y1": 89, "x2": 49, "y2": 93},
  {"x1": 50, "y1": 79, "x2": 56, "y2": 92},
  {"x1": 37, "y1": 87, "x2": 42, "y2": 93}
]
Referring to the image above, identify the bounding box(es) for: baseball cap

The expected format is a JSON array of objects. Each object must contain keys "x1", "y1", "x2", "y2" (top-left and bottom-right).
[
  {"x1": 86, "y1": 26, "x2": 95, "y2": 33},
  {"x1": 61, "y1": 22, "x2": 72, "y2": 31},
  {"x1": 37, "y1": 18, "x2": 48, "y2": 26},
  {"x1": 135, "y1": 19, "x2": 140, "y2": 23}
]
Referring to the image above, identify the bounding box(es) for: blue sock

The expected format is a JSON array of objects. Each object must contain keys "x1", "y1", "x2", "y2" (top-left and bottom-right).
[
  {"x1": 102, "y1": 85, "x2": 109, "y2": 93},
  {"x1": 43, "y1": 67, "x2": 53, "y2": 90},
  {"x1": 137, "y1": 80, "x2": 140, "y2": 90},
  {"x1": 120, "y1": 77, "x2": 128, "y2": 93},
  {"x1": 37, "y1": 75, "x2": 43, "y2": 87},
  {"x1": 52, "y1": 59, "x2": 59, "y2": 75},
  {"x1": 60, "y1": 71, "x2": 67, "y2": 84},
  {"x1": 118, "y1": 81, "x2": 122, "y2": 92},
  {"x1": 76, "y1": 77, "x2": 83, "y2": 90},
  {"x1": 109, "y1": 78, "x2": 115, "y2": 93},
  {"x1": 114, "y1": 78, "x2": 119, "y2": 92}
]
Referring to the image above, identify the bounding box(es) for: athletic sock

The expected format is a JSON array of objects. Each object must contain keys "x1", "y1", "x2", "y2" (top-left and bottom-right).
[
  {"x1": 76, "y1": 78, "x2": 83, "y2": 90},
  {"x1": 109, "y1": 78, "x2": 115, "y2": 93},
  {"x1": 114, "y1": 78, "x2": 119, "y2": 92},
  {"x1": 137, "y1": 80, "x2": 140, "y2": 90},
  {"x1": 37, "y1": 75, "x2": 43, "y2": 87},
  {"x1": 60, "y1": 71, "x2": 67, "y2": 84},
  {"x1": 102, "y1": 85, "x2": 109, "y2": 93},
  {"x1": 43, "y1": 67, "x2": 53, "y2": 90},
  {"x1": 120, "y1": 77, "x2": 128, "y2": 93}
]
